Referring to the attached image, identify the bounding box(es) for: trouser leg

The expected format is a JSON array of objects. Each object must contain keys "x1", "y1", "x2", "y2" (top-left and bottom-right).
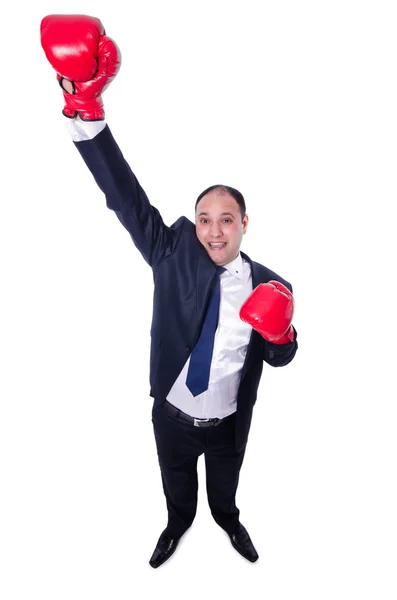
[
  {"x1": 152, "y1": 403, "x2": 204, "y2": 537},
  {"x1": 204, "y1": 414, "x2": 246, "y2": 535}
]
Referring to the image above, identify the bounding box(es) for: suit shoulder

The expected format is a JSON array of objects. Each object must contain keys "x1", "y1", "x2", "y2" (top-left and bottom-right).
[
  {"x1": 170, "y1": 215, "x2": 195, "y2": 232},
  {"x1": 153, "y1": 216, "x2": 196, "y2": 266},
  {"x1": 248, "y1": 257, "x2": 293, "y2": 292}
]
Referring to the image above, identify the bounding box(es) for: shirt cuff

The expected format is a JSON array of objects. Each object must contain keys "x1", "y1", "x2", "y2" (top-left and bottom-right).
[{"x1": 65, "y1": 117, "x2": 107, "y2": 142}]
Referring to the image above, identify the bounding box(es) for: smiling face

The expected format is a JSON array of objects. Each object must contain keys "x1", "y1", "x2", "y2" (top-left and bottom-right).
[{"x1": 195, "y1": 190, "x2": 249, "y2": 266}]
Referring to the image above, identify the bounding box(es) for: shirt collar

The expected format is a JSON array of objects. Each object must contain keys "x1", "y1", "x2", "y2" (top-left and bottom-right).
[{"x1": 222, "y1": 252, "x2": 244, "y2": 280}]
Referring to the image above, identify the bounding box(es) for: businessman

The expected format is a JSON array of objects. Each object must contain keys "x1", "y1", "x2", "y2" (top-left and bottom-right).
[{"x1": 41, "y1": 14, "x2": 298, "y2": 568}]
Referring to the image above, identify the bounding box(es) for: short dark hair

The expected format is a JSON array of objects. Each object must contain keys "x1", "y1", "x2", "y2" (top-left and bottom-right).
[{"x1": 195, "y1": 185, "x2": 246, "y2": 221}]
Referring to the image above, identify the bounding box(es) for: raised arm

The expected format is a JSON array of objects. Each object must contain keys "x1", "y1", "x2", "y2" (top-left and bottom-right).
[
  {"x1": 71, "y1": 122, "x2": 178, "y2": 267},
  {"x1": 41, "y1": 13, "x2": 178, "y2": 267}
]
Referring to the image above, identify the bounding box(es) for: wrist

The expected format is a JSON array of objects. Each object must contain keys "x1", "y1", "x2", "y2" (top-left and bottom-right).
[
  {"x1": 62, "y1": 94, "x2": 105, "y2": 121},
  {"x1": 268, "y1": 325, "x2": 295, "y2": 345}
]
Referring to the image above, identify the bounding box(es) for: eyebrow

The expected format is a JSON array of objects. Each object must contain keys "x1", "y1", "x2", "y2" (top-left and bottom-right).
[{"x1": 198, "y1": 212, "x2": 235, "y2": 218}]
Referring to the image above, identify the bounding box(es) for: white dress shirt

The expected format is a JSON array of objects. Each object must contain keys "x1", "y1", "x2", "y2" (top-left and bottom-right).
[
  {"x1": 167, "y1": 254, "x2": 253, "y2": 419},
  {"x1": 66, "y1": 117, "x2": 254, "y2": 419}
]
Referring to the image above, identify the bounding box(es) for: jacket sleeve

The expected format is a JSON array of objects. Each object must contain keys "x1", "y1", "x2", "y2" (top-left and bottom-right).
[
  {"x1": 73, "y1": 124, "x2": 178, "y2": 268},
  {"x1": 263, "y1": 325, "x2": 298, "y2": 366}
]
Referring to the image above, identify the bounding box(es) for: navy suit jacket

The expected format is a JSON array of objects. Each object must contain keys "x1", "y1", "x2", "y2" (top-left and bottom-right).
[{"x1": 74, "y1": 125, "x2": 298, "y2": 451}]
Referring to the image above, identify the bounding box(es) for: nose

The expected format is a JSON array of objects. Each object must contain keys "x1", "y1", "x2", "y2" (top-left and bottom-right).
[{"x1": 209, "y1": 222, "x2": 223, "y2": 237}]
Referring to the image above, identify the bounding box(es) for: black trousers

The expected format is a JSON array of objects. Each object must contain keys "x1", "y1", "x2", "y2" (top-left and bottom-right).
[{"x1": 151, "y1": 401, "x2": 246, "y2": 538}]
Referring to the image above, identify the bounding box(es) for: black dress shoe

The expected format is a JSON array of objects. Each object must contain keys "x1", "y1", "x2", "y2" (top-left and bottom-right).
[
  {"x1": 149, "y1": 531, "x2": 180, "y2": 568},
  {"x1": 229, "y1": 524, "x2": 259, "y2": 562}
]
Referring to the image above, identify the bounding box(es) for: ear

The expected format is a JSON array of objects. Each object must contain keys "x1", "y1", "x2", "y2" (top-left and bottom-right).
[{"x1": 243, "y1": 214, "x2": 249, "y2": 233}]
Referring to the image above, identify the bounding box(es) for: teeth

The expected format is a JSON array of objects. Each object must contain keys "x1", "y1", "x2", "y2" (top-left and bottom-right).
[{"x1": 209, "y1": 243, "x2": 226, "y2": 247}]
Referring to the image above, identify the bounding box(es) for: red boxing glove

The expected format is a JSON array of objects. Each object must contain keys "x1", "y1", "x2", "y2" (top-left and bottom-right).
[
  {"x1": 40, "y1": 14, "x2": 121, "y2": 120},
  {"x1": 240, "y1": 280, "x2": 295, "y2": 344}
]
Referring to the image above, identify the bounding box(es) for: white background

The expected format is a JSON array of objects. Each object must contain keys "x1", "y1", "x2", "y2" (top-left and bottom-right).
[{"x1": 1, "y1": 1, "x2": 396, "y2": 598}]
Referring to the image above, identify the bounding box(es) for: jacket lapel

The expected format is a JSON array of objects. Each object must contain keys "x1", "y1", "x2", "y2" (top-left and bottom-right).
[
  {"x1": 239, "y1": 251, "x2": 263, "y2": 381},
  {"x1": 195, "y1": 251, "x2": 219, "y2": 341}
]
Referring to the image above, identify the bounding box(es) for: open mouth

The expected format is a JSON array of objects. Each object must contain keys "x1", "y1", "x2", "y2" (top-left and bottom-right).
[{"x1": 208, "y1": 242, "x2": 227, "y2": 250}]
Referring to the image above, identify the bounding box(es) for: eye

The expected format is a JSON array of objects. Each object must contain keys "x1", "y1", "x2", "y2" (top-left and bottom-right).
[{"x1": 199, "y1": 219, "x2": 233, "y2": 224}]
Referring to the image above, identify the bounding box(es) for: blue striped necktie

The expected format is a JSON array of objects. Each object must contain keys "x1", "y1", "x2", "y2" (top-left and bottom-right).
[{"x1": 186, "y1": 266, "x2": 226, "y2": 396}]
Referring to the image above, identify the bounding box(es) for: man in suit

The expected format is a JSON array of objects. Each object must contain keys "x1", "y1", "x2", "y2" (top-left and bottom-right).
[{"x1": 41, "y1": 14, "x2": 298, "y2": 568}]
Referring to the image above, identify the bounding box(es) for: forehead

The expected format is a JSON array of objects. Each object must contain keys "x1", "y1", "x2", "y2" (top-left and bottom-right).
[{"x1": 196, "y1": 191, "x2": 239, "y2": 216}]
